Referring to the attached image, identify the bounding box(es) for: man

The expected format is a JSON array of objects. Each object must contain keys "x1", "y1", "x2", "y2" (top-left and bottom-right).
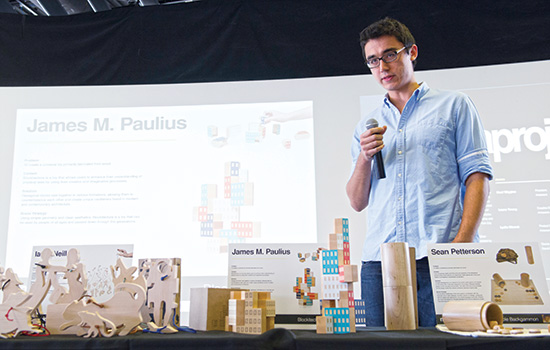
[{"x1": 346, "y1": 17, "x2": 493, "y2": 327}]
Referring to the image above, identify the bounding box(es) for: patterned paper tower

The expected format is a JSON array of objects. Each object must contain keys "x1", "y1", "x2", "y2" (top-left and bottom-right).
[
  {"x1": 316, "y1": 218, "x2": 360, "y2": 334},
  {"x1": 226, "y1": 291, "x2": 276, "y2": 334}
]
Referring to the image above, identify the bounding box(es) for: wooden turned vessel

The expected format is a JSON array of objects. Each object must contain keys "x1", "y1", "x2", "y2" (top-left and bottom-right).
[{"x1": 442, "y1": 300, "x2": 503, "y2": 332}]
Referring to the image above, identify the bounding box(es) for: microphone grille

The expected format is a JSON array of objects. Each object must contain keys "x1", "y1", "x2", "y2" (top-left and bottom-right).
[{"x1": 365, "y1": 118, "x2": 378, "y2": 129}]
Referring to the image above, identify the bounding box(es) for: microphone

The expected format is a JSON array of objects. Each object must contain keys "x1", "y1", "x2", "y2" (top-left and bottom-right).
[{"x1": 365, "y1": 118, "x2": 386, "y2": 179}]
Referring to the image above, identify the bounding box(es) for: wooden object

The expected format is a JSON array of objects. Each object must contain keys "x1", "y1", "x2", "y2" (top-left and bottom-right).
[
  {"x1": 380, "y1": 242, "x2": 417, "y2": 330},
  {"x1": 525, "y1": 246, "x2": 534, "y2": 264},
  {"x1": 189, "y1": 287, "x2": 243, "y2": 331},
  {"x1": 338, "y1": 264, "x2": 358, "y2": 283},
  {"x1": 0, "y1": 249, "x2": 57, "y2": 338},
  {"x1": 138, "y1": 258, "x2": 180, "y2": 330},
  {"x1": 408, "y1": 247, "x2": 418, "y2": 328},
  {"x1": 442, "y1": 300, "x2": 503, "y2": 331},
  {"x1": 60, "y1": 282, "x2": 146, "y2": 336},
  {"x1": 316, "y1": 315, "x2": 334, "y2": 334},
  {"x1": 228, "y1": 291, "x2": 275, "y2": 334}
]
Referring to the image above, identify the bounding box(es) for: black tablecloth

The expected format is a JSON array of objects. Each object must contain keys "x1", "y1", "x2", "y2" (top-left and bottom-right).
[{"x1": 2, "y1": 327, "x2": 549, "y2": 350}]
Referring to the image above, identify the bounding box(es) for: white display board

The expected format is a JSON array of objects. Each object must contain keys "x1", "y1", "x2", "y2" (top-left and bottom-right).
[
  {"x1": 228, "y1": 243, "x2": 324, "y2": 328},
  {"x1": 428, "y1": 242, "x2": 550, "y2": 324}
]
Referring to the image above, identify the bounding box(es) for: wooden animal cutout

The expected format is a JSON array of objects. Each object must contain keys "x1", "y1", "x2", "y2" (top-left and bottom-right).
[
  {"x1": 60, "y1": 282, "x2": 146, "y2": 336},
  {"x1": 146, "y1": 259, "x2": 179, "y2": 333},
  {"x1": 57, "y1": 248, "x2": 87, "y2": 304},
  {"x1": 77, "y1": 311, "x2": 116, "y2": 338},
  {"x1": 2, "y1": 268, "x2": 26, "y2": 303},
  {"x1": 0, "y1": 264, "x2": 53, "y2": 338},
  {"x1": 110, "y1": 258, "x2": 147, "y2": 292}
]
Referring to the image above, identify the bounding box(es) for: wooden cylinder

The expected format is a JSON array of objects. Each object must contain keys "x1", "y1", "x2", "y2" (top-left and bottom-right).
[
  {"x1": 381, "y1": 243, "x2": 413, "y2": 287},
  {"x1": 492, "y1": 273, "x2": 505, "y2": 288},
  {"x1": 380, "y1": 242, "x2": 416, "y2": 330},
  {"x1": 525, "y1": 246, "x2": 534, "y2": 264},
  {"x1": 382, "y1": 286, "x2": 416, "y2": 330},
  {"x1": 442, "y1": 301, "x2": 503, "y2": 331},
  {"x1": 409, "y1": 247, "x2": 418, "y2": 328},
  {"x1": 520, "y1": 273, "x2": 530, "y2": 287}
]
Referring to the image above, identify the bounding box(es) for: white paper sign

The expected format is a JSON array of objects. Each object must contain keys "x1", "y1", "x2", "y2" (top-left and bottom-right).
[
  {"x1": 428, "y1": 242, "x2": 550, "y2": 324},
  {"x1": 228, "y1": 243, "x2": 324, "y2": 327}
]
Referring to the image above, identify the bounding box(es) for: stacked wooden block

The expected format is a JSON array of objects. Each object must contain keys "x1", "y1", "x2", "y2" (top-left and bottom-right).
[
  {"x1": 316, "y1": 218, "x2": 358, "y2": 334},
  {"x1": 226, "y1": 291, "x2": 276, "y2": 334}
]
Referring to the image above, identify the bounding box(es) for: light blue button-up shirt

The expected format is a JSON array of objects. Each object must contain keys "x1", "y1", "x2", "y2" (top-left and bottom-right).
[{"x1": 351, "y1": 83, "x2": 493, "y2": 261}]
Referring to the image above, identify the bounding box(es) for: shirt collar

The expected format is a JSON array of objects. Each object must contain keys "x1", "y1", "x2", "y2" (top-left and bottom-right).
[{"x1": 383, "y1": 82, "x2": 430, "y2": 108}]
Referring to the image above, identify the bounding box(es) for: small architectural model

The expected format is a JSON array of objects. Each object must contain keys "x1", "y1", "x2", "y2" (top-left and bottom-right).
[
  {"x1": 189, "y1": 287, "x2": 243, "y2": 331},
  {"x1": 226, "y1": 291, "x2": 276, "y2": 334},
  {"x1": 316, "y1": 218, "x2": 358, "y2": 334}
]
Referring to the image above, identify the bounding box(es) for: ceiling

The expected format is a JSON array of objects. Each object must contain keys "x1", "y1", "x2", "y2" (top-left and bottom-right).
[{"x1": 0, "y1": 0, "x2": 197, "y2": 16}]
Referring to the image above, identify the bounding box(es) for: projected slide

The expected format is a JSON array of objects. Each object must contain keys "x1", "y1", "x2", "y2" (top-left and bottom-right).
[{"x1": 7, "y1": 101, "x2": 317, "y2": 277}]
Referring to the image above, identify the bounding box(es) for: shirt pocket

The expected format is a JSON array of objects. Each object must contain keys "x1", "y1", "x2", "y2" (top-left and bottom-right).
[
  {"x1": 417, "y1": 117, "x2": 450, "y2": 151},
  {"x1": 415, "y1": 117, "x2": 453, "y2": 175}
]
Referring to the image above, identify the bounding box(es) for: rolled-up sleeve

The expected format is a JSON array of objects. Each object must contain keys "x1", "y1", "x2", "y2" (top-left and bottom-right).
[{"x1": 455, "y1": 94, "x2": 494, "y2": 184}]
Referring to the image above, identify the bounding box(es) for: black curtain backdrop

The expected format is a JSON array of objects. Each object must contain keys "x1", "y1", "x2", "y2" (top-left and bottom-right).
[{"x1": 0, "y1": 0, "x2": 548, "y2": 86}]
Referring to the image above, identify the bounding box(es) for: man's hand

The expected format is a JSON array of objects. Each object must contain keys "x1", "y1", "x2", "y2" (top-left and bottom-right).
[{"x1": 360, "y1": 125, "x2": 387, "y2": 161}]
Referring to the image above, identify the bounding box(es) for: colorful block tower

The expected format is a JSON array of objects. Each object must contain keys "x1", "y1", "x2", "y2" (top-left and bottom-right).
[{"x1": 316, "y1": 218, "x2": 359, "y2": 334}]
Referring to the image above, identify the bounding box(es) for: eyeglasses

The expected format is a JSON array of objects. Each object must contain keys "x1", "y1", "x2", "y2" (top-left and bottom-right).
[{"x1": 365, "y1": 46, "x2": 407, "y2": 69}]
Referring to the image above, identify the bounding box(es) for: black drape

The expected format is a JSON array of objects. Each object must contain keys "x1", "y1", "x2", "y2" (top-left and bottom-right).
[{"x1": 0, "y1": 0, "x2": 548, "y2": 86}]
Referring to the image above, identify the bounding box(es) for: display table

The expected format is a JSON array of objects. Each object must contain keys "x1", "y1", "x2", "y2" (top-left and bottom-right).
[{"x1": 2, "y1": 327, "x2": 550, "y2": 350}]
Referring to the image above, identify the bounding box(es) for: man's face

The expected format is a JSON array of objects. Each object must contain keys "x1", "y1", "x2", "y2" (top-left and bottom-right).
[{"x1": 363, "y1": 35, "x2": 417, "y2": 94}]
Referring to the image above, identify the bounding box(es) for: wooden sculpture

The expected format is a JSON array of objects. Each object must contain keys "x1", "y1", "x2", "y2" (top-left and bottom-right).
[
  {"x1": 144, "y1": 259, "x2": 180, "y2": 333},
  {"x1": 380, "y1": 242, "x2": 417, "y2": 330},
  {"x1": 0, "y1": 249, "x2": 55, "y2": 338},
  {"x1": 60, "y1": 282, "x2": 146, "y2": 336}
]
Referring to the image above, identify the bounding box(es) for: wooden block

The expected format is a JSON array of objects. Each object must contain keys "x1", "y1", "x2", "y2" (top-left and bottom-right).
[
  {"x1": 228, "y1": 299, "x2": 245, "y2": 326},
  {"x1": 258, "y1": 299, "x2": 276, "y2": 317},
  {"x1": 349, "y1": 307, "x2": 356, "y2": 333},
  {"x1": 230, "y1": 290, "x2": 247, "y2": 300},
  {"x1": 337, "y1": 250, "x2": 344, "y2": 266},
  {"x1": 189, "y1": 287, "x2": 244, "y2": 331},
  {"x1": 225, "y1": 316, "x2": 230, "y2": 331},
  {"x1": 316, "y1": 315, "x2": 334, "y2": 334},
  {"x1": 329, "y1": 234, "x2": 338, "y2": 250},
  {"x1": 266, "y1": 316, "x2": 275, "y2": 331},
  {"x1": 334, "y1": 218, "x2": 348, "y2": 233},
  {"x1": 338, "y1": 264, "x2": 358, "y2": 283},
  {"x1": 256, "y1": 291, "x2": 271, "y2": 300},
  {"x1": 322, "y1": 299, "x2": 336, "y2": 310}
]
